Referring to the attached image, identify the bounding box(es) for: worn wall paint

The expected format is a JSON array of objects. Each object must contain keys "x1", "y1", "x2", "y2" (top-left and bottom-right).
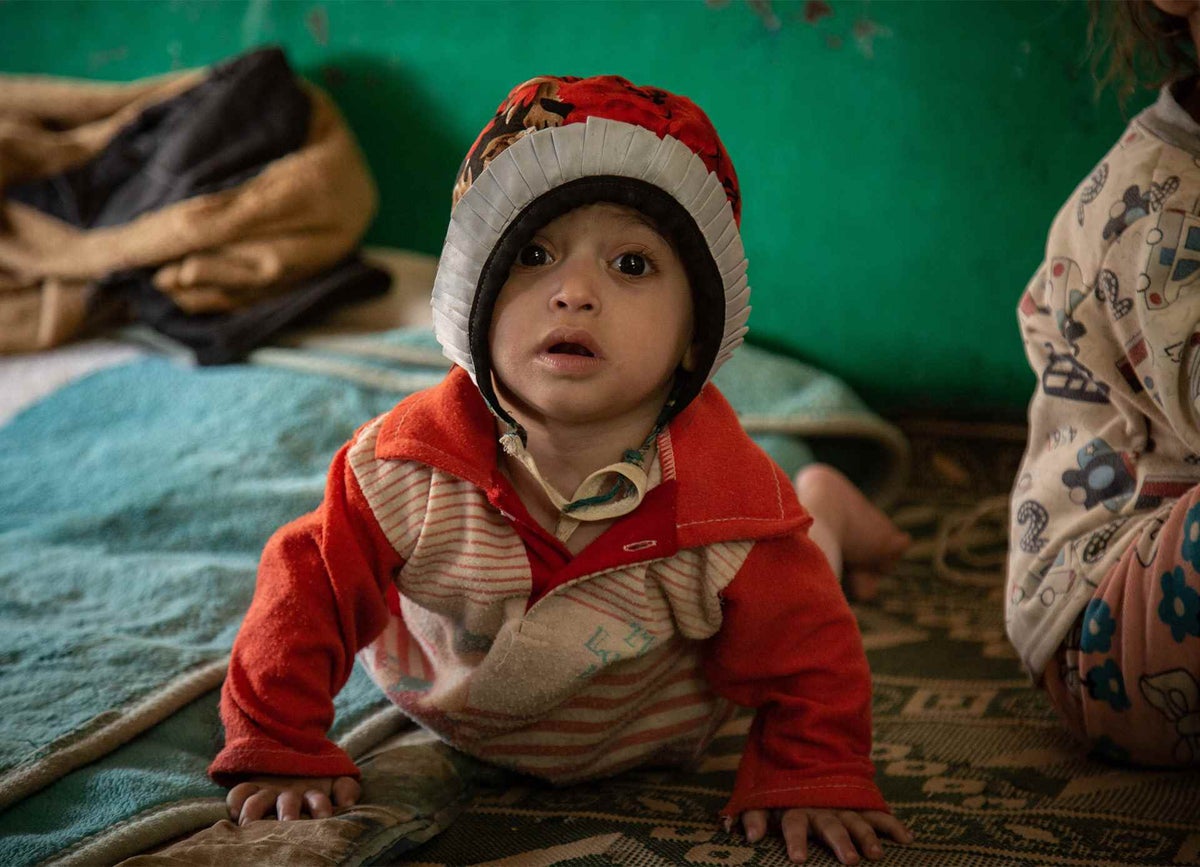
[{"x1": 0, "y1": 0, "x2": 1146, "y2": 414}]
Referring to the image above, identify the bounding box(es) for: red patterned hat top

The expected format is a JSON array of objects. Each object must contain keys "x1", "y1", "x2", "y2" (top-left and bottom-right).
[{"x1": 453, "y1": 75, "x2": 741, "y2": 224}]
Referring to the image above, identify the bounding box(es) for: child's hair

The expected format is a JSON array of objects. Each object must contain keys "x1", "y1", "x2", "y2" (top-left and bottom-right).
[{"x1": 1088, "y1": 0, "x2": 1198, "y2": 106}]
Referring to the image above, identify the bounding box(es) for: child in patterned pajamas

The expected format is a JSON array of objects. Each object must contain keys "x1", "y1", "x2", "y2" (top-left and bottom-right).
[
  {"x1": 208, "y1": 75, "x2": 912, "y2": 864},
  {"x1": 1009, "y1": 1, "x2": 1200, "y2": 766}
]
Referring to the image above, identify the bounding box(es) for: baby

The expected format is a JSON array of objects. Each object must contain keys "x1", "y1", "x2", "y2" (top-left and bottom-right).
[{"x1": 210, "y1": 75, "x2": 911, "y2": 865}]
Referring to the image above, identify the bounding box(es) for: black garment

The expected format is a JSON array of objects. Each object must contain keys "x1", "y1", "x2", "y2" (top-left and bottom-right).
[
  {"x1": 7, "y1": 47, "x2": 388, "y2": 363},
  {"x1": 8, "y1": 48, "x2": 309, "y2": 229},
  {"x1": 108, "y1": 258, "x2": 390, "y2": 366}
]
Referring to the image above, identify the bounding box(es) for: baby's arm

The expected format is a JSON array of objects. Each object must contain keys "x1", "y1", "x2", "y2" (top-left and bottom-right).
[
  {"x1": 209, "y1": 437, "x2": 404, "y2": 815},
  {"x1": 703, "y1": 525, "x2": 910, "y2": 864}
]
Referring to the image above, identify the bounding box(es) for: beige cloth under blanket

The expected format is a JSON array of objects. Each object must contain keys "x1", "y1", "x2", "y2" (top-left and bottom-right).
[{"x1": 0, "y1": 68, "x2": 377, "y2": 353}]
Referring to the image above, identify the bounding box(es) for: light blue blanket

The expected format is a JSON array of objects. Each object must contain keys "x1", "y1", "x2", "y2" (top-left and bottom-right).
[{"x1": 0, "y1": 328, "x2": 905, "y2": 865}]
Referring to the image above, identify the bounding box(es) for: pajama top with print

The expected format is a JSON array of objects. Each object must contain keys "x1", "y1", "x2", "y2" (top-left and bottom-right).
[{"x1": 1009, "y1": 81, "x2": 1200, "y2": 679}]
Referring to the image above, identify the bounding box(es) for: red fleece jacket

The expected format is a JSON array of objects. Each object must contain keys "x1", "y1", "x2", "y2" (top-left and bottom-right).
[{"x1": 210, "y1": 367, "x2": 887, "y2": 818}]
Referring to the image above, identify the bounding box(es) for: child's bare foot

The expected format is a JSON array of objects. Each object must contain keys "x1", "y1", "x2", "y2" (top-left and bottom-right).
[{"x1": 795, "y1": 464, "x2": 910, "y2": 601}]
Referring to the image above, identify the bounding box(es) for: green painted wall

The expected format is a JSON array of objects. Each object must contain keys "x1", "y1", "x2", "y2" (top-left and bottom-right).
[{"x1": 0, "y1": 0, "x2": 1147, "y2": 414}]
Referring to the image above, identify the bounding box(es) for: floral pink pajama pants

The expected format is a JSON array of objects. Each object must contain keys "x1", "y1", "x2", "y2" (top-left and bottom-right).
[{"x1": 1042, "y1": 488, "x2": 1200, "y2": 766}]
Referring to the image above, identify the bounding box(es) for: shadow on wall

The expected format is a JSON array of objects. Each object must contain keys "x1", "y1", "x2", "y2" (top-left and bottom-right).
[{"x1": 299, "y1": 54, "x2": 463, "y2": 254}]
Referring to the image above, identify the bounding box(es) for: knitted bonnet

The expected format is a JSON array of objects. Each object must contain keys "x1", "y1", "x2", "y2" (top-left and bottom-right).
[
  {"x1": 429, "y1": 75, "x2": 751, "y2": 533},
  {"x1": 432, "y1": 74, "x2": 750, "y2": 423}
]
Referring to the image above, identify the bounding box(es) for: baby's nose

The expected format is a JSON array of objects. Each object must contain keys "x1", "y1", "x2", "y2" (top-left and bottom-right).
[{"x1": 551, "y1": 266, "x2": 600, "y2": 311}]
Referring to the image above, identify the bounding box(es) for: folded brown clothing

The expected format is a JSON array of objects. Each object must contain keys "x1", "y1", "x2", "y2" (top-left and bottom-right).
[{"x1": 0, "y1": 47, "x2": 381, "y2": 356}]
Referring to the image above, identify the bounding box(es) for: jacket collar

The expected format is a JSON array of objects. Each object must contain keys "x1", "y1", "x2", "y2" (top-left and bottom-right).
[
  {"x1": 374, "y1": 365, "x2": 500, "y2": 492},
  {"x1": 666, "y1": 375, "x2": 810, "y2": 548},
  {"x1": 374, "y1": 366, "x2": 808, "y2": 546}
]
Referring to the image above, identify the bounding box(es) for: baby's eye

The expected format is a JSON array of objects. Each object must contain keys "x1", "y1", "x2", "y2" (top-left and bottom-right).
[
  {"x1": 615, "y1": 252, "x2": 650, "y2": 276},
  {"x1": 518, "y1": 243, "x2": 550, "y2": 267}
]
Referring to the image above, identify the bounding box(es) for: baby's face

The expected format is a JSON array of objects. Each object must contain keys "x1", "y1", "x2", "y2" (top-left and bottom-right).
[{"x1": 489, "y1": 202, "x2": 695, "y2": 430}]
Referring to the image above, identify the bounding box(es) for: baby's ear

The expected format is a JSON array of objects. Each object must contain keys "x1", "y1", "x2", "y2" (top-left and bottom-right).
[{"x1": 681, "y1": 341, "x2": 699, "y2": 372}]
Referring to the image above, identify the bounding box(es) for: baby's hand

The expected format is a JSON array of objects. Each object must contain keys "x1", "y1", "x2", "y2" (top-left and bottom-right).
[
  {"x1": 226, "y1": 775, "x2": 361, "y2": 825},
  {"x1": 736, "y1": 808, "x2": 912, "y2": 864}
]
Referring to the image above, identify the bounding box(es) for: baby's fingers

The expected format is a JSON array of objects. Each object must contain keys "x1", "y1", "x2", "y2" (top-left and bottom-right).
[
  {"x1": 331, "y1": 776, "x2": 362, "y2": 808},
  {"x1": 226, "y1": 782, "x2": 259, "y2": 821},
  {"x1": 811, "y1": 811, "x2": 866, "y2": 865},
  {"x1": 738, "y1": 809, "x2": 769, "y2": 843},
  {"x1": 238, "y1": 788, "x2": 280, "y2": 825},
  {"x1": 276, "y1": 789, "x2": 303, "y2": 821},
  {"x1": 862, "y1": 810, "x2": 914, "y2": 844},
  {"x1": 303, "y1": 789, "x2": 334, "y2": 820},
  {"x1": 839, "y1": 812, "x2": 885, "y2": 861},
  {"x1": 302, "y1": 777, "x2": 358, "y2": 820},
  {"x1": 779, "y1": 810, "x2": 811, "y2": 862}
]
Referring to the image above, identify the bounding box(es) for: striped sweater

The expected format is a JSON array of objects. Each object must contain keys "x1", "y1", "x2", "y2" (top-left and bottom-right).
[{"x1": 210, "y1": 366, "x2": 886, "y2": 817}]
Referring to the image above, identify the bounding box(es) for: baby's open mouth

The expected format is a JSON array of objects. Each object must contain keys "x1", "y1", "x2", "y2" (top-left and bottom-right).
[{"x1": 548, "y1": 343, "x2": 595, "y2": 357}]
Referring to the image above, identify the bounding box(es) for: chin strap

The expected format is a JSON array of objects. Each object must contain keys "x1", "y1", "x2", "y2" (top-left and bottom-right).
[{"x1": 499, "y1": 426, "x2": 656, "y2": 543}]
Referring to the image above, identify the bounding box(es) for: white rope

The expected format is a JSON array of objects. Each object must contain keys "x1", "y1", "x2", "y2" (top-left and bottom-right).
[{"x1": 930, "y1": 495, "x2": 1011, "y2": 587}]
